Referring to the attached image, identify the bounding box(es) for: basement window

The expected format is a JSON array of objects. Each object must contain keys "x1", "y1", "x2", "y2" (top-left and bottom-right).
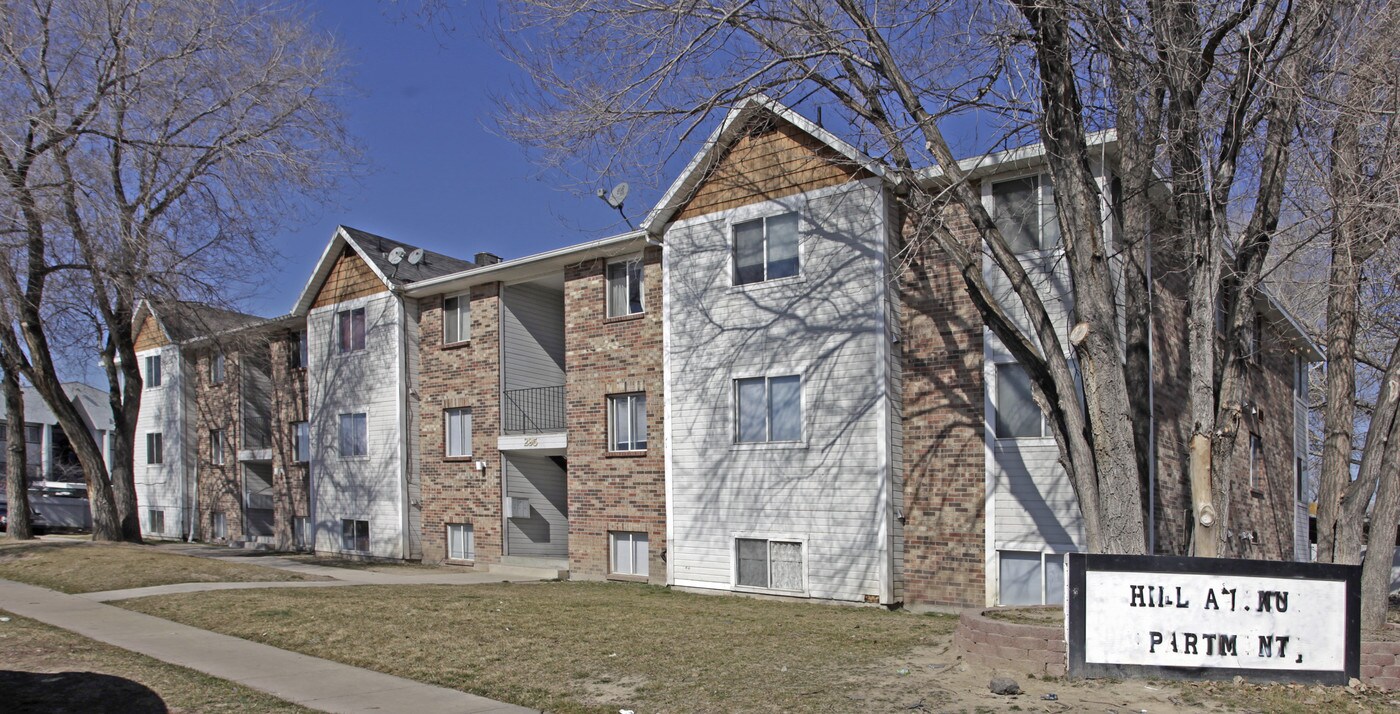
[
  {"x1": 447, "y1": 523, "x2": 475, "y2": 561},
  {"x1": 610, "y1": 531, "x2": 649, "y2": 577},
  {"x1": 735, "y1": 537, "x2": 803, "y2": 593},
  {"x1": 998, "y1": 550, "x2": 1066, "y2": 606},
  {"x1": 341, "y1": 519, "x2": 369, "y2": 552},
  {"x1": 147, "y1": 509, "x2": 165, "y2": 536}
]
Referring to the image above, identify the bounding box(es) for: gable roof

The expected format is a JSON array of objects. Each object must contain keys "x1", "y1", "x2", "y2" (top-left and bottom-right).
[
  {"x1": 642, "y1": 93, "x2": 889, "y2": 234},
  {"x1": 134, "y1": 299, "x2": 263, "y2": 347},
  {"x1": 292, "y1": 226, "x2": 475, "y2": 315}
]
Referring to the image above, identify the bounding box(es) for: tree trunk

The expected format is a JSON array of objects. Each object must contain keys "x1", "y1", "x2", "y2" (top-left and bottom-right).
[
  {"x1": 2, "y1": 364, "x2": 33, "y2": 540},
  {"x1": 1360, "y1": 407, "x2": 1400, "y2": 631}
]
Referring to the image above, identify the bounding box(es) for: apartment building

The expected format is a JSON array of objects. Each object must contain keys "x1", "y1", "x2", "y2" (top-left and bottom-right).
[
  {"x1": 406, "y1": 236, "x2": 666, "y2": 582},
  {"x1": 136, "y1": 95, "x2": 1315, "y2": 609}
]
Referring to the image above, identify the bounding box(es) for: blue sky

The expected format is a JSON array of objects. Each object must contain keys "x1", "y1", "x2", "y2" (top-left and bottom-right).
[{"x1": 248, "y1": 3, "x2": 649, "y2": 316}]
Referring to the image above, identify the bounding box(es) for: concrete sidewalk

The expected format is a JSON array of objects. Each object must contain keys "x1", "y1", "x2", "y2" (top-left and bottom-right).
[{"x1": 0, "y1": 578, "x2": 535, "y2": 713}]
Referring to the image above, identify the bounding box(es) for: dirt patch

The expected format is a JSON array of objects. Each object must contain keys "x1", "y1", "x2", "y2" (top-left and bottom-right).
[{"x1": 983, "y1": 605, "x2": 1062, "y2": 626}]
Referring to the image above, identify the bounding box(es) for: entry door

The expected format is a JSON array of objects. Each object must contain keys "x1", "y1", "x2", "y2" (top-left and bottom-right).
[{"x1": 503, "y1": 453, "x2": 568, "y2": 558}]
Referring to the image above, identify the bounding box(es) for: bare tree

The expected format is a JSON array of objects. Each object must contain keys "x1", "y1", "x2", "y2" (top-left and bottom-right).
[
  {"x1": 492, "y1": 0, "x2": 1336, "y2": 554},
  {"x1": 0, "y1": 307, "x2": 33, "y2": 540},
  {"x1": 0, "y1": 0, "x2": 353, "y2": 541}
]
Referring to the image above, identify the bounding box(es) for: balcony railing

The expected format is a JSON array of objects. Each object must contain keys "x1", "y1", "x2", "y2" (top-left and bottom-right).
[{"x1": 502, "y1": 385, "x2": 566, "y2": 435}]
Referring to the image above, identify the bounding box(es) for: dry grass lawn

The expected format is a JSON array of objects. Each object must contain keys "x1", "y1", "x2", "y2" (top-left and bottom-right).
[
  {"x1": 0, "y1": 540, "x2": 316, "y2": 594},
  {"x1": 124, "y1": 581, "x2": 958, "y2": 713},
  {"x1": 119, "y1": 581, "x2": 1400, "y2": 714},
  {"x1": 0, "y1": 609, "x2": 310, "y2": 713}
]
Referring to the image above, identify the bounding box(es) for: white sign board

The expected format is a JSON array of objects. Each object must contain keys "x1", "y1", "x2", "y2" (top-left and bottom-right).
[{"x1": 1067, "y1": 554, "x2": 1359, "y2": 685}]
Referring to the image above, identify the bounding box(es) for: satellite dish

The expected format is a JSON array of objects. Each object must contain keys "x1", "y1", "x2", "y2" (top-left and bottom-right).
[
  {"x1": 606, "y1": 182, "x2": 629, "y2": 208},
  {"x1": 406, "y1": 248, "x2": 424, "y2": 266},
  {"x1": 386, "y1": 246, "x2": 407, "y2": 265}
]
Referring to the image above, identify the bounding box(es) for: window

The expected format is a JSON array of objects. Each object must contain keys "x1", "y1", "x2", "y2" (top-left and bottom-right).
[
  {"x1": 1294, "y1": 355, "x2": 1307, "y2": 400},
  {"x1": 992, "y1": 174, "x2": 1059, "y2": 254},
  {"x1": 210, "y1": 352, "x2": 225, "y2": 384},
  {"x1": 610, "y1": 531, "x2": 649, "y2": 577},
  {"x1": 341, "y1": 519, "x2": 369, "y2": 552},
  {"x1": 735, "y1": 375, "x2": 801, "y2": 443},
  {"x1": 606, "y1": 258, "x2": 645, "y2": 317},
  {"x1": 290, "y1": 330, "x2": 308, "y2": 369},
  {"x1": 447, "y1": 523, "x2": 475, "y2": 561},
  {"x1": 1296, "y1": 457, "x2": 1305, "y2": 502},
  {"x1": 209, "y1": 429, "x2": 225, "y2": 466},
  {"x1": 294, "y1": 517, "x2": 312, "y2": 550},
  {"x1": 733, "y1": 212, "x2": 799, "y2": 285},
  {"x1": 339, "y1": 413, "x2": 367, "y2": 457},
  {"x1": 735, "y1": 538, "x2": 803, "y2": 592},
  {"x1": 148, "y1": 509, "x2": 165, "y2": 535},
  {"x1": 146, "y1": 432, "x2": 164, "y2": 465},
  {"x1": 999, "y1": 551, "x2": 1066, "y2": 606},
  {"x1": 444, "y1": 408, "x2": 472, "y2": 457},
  {"x1": 145, "y1": 355, "x2": 162, "y2": 388},
  {"x1": 443, "y1": 294, "x2": 471, "y2": 344},
  {"x1": 995, "y1": 364, "x2": 1049, "y2": 439},
  {"x1": 1249, "y1": 432, "x2": 1263, "y2": 490},
  {"x1": 292, "y1": 421, "x2": 309, "y2": 463},
  {"x1": 337, "y1": 307, "x2": 366, "y2": 353},
  {"x1": 1244, "y1": 311, "x2": 1263, "y2": 364},
  {"x1": 608, "y1": 394, "x2": 647, "y2": 451},
  {"x1": 212, "y1": 512, "x2": 228, "y2": 540}
]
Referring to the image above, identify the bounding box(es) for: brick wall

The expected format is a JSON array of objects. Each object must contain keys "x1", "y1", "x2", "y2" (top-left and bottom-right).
[
  {"x1": 1361, "y1": 637, "x2": 1400, "y2": 690},
  {"x1": 418, "y1": 283, "x2": 504, "y2": 565},
  {"x1": 193, "y1": 346, "x2": 244, "y2": 542},
  {"x1": 563, "y1": 247, "x2": 666, "y2": 583},
  {"x1": 268, "y1": 330, "x2": 310, "y2": 550},
  {"x1": 953, "y1": 609, "x2": 1067, "y2": 677},
  {"x1": 898, "y1": 203, "x2": 987, "y2": 607}
]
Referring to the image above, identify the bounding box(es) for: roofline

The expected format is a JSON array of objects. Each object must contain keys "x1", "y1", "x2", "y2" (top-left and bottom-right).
[
  {"x1": 404, "y1": 230, "x2": 648, "y2": 298},
  {"x1": 174, "y1": 312, "x2": 305, "y2": 349},
  {"x1": 642, "y1": 93, "x2": 889, "y2": 235},
  {"x1": 290, "y1": 226, "x2": 398, "y2": 316},
  {"x1": 915, "y1": 129, "x2": 1119, "y2": 185}
]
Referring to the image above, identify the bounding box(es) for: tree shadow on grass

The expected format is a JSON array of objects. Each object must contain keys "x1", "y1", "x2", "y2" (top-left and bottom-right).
[{"x1": 0, "y1": 670, "x2": 167, "y2": 713}]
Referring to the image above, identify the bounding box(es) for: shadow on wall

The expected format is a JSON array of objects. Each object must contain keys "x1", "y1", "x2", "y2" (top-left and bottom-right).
[{"x1": 0, "y1": 670, "x2": 168, "y2": 713}]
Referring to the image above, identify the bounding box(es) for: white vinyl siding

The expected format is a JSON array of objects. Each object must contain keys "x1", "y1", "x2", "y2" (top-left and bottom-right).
[
  {"x1": 610, "y1": 531, "x2": 649, "y2": 577},
  {"x1": 133, "y1": 345, "x2": 192, "y2": 543},
  {"x1": 308, "y1": 292, "x2": 406, "y2": 559},
  {"x1": 607, "y1": 257, "x2": 645, "y2": 317},
  {"x1": 664, "y1": 180, "x2": 891, "y2": 603},
  {"x1": 447, "y1": 523, "x2": 475, "y2": 561},
  {"x1": 445, "y1": 408, "x2": 472, "y2": 457},
  {"x1": 443, "y1": 294, "x2": 470, "y2": 344},
  {"x1": 608, "y1": 393, "x2": 646, "y2": 451}
]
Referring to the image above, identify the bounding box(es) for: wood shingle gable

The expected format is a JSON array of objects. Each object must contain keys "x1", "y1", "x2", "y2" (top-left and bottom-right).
[{"x1": 310, "y1": 245, "x2": 388, "y2": 309}]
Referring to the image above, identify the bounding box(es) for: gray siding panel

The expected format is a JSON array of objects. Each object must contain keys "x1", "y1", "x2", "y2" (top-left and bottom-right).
[
  {"x1": 501, "y1": 283, "x2": 566, "y2": 391},
  {"x1": 504, "y1": 453, "x2": 568, "y2": 557}
]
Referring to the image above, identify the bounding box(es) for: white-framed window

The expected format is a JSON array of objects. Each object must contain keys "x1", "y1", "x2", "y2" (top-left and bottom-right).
[
  {"x1": 292, "y1": 421, "x2": 310, "y2": 463},
  {"x1": 209, "y1": 429, "x2": 225, "y2": 466},
  {"x1": 610, "y1": 531, "x2": 649, "y2": 577},
  {"x1": 146, "y1": 432, "x2": 164, "y2": 465},
  {"x1": 443, "y1": 294, "x2": 471, "y2": 344},
  {"x1": 1249, "y1": 432, "x2": 1263, "y2": 490},
  {"x1": 1294, "y1": 354, "x2": 1307, "y2": 399},
  {"x1": 342, "y1": 519, "x2": 369, "y2": 552},
  {"x1": 998, "y1": 550, "x2": 1067, "y2": 606},
  {"x1": 210, "y1": 352, "x2": 226, "y2": 384},
  {"x1": 607, "y1": 393, "x2": 647, "y2": 452},
  {"x1": 447, "y1": 523, "x2": 475, "y2": 561},
  {"x1": 444, "y1": 407, "x2": 472, "y2": 457},
  {"x1": 735, "y1": 537, "x2": 804, "y2": 592},
  {"x1": 995, "y1": 363, "x2": 1049, "y2": 439},
  {"x1": 339, "y1": 413, "x2": 367, "y2": 457},
  {"x1": 991, "y1": 173, "x2": 1059, "y2": 254},
  {"x1": 148, "y1": 509, "x2": 165, "y2": 535},
  {"x1": 735, "y1": 375, "x2": 801, "y2": 443},
  {"x1": 145, "y1": 355, "x2": 162, "y2": 388},
  {"x1": 293, "y1": 516, "x2": 311, "y2": 550},
  {"x1": 290, "y1": 330, "x2": 308, "y2": 369},
  {"x1": 337, "y1": 307, "x2": 366, "y2": 353},
  {"x1": 212, "y1": 511, "x2": 228, "y2": 540},
  {"x1": 606, "y1": 257, "x2": 645, "y2": 317},
  {"x1": 1244, "y1": 311, "x2": 1263, "y2": 365},
  {"x1": 733, "y1": 212, "x2": 799, "y2": 285}
]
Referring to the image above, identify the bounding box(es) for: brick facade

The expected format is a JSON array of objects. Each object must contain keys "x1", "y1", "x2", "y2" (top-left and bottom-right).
[
  {"x1": 897, "y1": 203, "x2": 987, "y2": 607},
  {"x1": 193, "y1": 346, "x2": 245, "y2": 542},
  {"x1": 563, "y1": 247, "x2": 666, "y2": 583},
  {"x1": 418, "y1": 283, "x2": 504, "y2": 566},
  {"x1": 268, "y1": 330, "x2": 311, "y2": 550}
]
